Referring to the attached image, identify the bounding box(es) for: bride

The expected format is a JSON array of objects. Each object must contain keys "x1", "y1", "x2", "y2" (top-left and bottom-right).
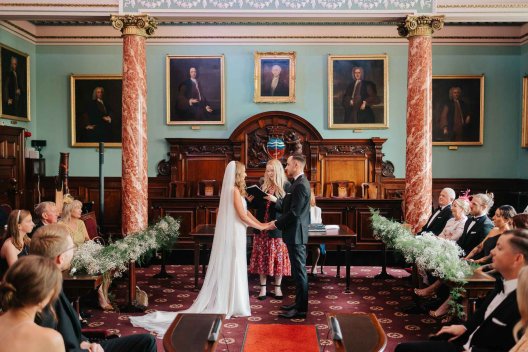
[{"x1": 130, "y1": 161, "x2": 266, "y2": 337}]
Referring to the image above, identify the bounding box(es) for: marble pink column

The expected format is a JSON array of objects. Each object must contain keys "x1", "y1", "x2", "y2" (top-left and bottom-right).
[
  {"x1": 398, "y1": 16, "x2": 444, "y2": 233},
  {"x1": 112, "y1": 15, "x2": 157, "y2": 235}
]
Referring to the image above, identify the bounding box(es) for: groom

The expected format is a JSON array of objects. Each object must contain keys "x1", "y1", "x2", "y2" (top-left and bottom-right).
[{"x1": 268, "y1": 153, "x2": 311, "y2": 319}]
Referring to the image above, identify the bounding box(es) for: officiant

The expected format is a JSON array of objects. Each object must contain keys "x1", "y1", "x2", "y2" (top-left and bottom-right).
[{"x1": 247, "y1": 159, "x2": 291, "y2": 301}]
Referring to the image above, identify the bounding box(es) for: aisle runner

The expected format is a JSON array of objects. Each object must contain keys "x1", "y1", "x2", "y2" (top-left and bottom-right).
[{"x1": 242, "y1": 324, "x2": 319, "y2": 352}]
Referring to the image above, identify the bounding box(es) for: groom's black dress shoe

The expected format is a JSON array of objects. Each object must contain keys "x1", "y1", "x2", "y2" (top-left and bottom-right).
[
  {"x1": 280, "y1": 303, "x2": 296, "y2": 311},
  {"x1": 279, "y1": 309, "x2": 306, "y2": 319}
]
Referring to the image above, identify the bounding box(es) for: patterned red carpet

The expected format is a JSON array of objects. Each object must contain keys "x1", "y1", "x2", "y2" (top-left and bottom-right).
[{"x1": 84, "y1": 265, "x2": 442, "y2": 352}]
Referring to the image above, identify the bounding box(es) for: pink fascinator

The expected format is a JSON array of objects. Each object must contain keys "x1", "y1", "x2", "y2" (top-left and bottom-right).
[{"x1": 458, "y1": 189, "x2": 471, "y2": 202}]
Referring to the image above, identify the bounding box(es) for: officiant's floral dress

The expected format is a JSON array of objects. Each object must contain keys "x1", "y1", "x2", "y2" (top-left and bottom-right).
[{"x1": 249, "y1": 186, "x2": 291, "y2": 276}]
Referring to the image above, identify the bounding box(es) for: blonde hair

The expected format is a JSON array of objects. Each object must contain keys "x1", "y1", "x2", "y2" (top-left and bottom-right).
[
  {"x1": 235, "y1": 161, "x2": 247, "y2": 197},
  {"x1": 453, "y1": 198, "x2": 470, "y2": 215},
  {"x1": 0, "y1": 255, "x2": 61, "y2": 313},
  {"x1": 61, "y1": 194, "x2": 82, "y2": 222},
  {"x1": 262, "y1": 159, "x2": 287, "y2": 198},
  {"x1": 473, "y1": 192, "x2": 494, "y2": 212},
  {"x1": 4, "y1": 209, "x2": 31, "y2": 251},
  {"x1": 514, "y1": 266, "x2": 528, "y2": 341},
  {"x1": 30, "y1": 224, "x2": 71, "y2": 259}
]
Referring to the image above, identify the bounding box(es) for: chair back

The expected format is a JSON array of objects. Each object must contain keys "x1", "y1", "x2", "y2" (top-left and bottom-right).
[
  {"x1": 81, "y1": 211, "x2": 105, "y2": 245},
  {"x1": 361, "y1": 183, "x2": 378, "y2": 199}
]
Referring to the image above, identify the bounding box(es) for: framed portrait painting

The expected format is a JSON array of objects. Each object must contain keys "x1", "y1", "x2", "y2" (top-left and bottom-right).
[
  {"x1": 432, "y1": 75, "x2": 484, "y2": 146},
  {"x1": 254, "y1": 51, "x2": 296, "y2": 103},
  {"x1": 0, "y1": 44, "x2": 30, "y2": 121},
  {"x1": 70, "y1": 74, "x2": 122, "y2": 147},
  {"x1": 328, "y1": 55, "x2": 388, "y2": 129},
  {"x1": 166, "y1": 55, "x2": 225, "y2": 125},
  {"x1": 522, "y1": 76, "x2": 528, "y2": 148}
]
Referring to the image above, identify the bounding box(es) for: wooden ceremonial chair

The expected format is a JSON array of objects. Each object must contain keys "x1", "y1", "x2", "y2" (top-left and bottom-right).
[
  {"x1": 169, "y1": 181, "x2": 188, "y2": 197},
  {"x1": 197, "y1": 180, "x2": 218, "y2": 197},
  {"x1": 326, "y1": 180, "x2": 356, "y2": 198},
  {"x1": 81, "y1": 211, "x2": 105, "y2": 245},
  {"x1": 361, "y1": 182, "x2": 378, "y2": 199}
]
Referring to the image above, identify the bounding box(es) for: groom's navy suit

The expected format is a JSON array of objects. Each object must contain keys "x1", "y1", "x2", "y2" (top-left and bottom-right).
[{"x1": 275, "y1": 173, "x2": 311, "y2": 313}]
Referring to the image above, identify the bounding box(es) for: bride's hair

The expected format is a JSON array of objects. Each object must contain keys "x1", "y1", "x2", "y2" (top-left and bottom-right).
[
  {"x1": 234, "y1": 161, "x2": 247, "y2": 197},
  {"x1": 262, "y1": 159, "x2": 286, "y2": 198}
]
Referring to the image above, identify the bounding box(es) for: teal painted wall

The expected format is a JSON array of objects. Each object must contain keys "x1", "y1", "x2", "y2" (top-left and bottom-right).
[
  {"x1": 2, "y1": 27, "x2": 525, "y2": 179},
  {"x1": 0, "y1": 28, "x2": 36, "y2": 137}
]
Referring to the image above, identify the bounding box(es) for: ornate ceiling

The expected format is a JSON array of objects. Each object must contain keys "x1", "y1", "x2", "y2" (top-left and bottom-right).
[{"x1": 0, "y1": 0, "x2": 527, "y2": 44}]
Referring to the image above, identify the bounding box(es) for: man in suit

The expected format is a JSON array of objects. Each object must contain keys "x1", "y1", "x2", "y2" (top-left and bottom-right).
[
  {"x1": 417, "y1": 188, "x2": 455, "y2": 236},
  {"x1": 29, "y1": 201, "x2": 58, "y2": 237},
  {"x1": 3, "y1": 56, "x2": 22, "y2": 117},
  {"x1": 268, "y1": 153, "x2": 311, "y2": 319},
  {"x1": 456, "y1": 193, "x2": 495, "y2": 255},
  {"x1": 341, "y1": 66, "x2": 380, "y2": 124},
  {"x1": 396, "y1": 228, "x2": 528, "y2": 352},
  {"x1": 261, "y1": 64, "x2": 289, "y2": 97},
  {"x1": 83, "y1": 86, "x2": 117, "y2": 143},
  {"x1": 30, "y1": 224, "x2": 157, "y2": 352},
  {"x1": 175, "y1": 67, "x2": 214, "y2": 121}
]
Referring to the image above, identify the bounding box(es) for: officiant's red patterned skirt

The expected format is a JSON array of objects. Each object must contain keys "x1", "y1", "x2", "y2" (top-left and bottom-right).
[{"x1": 249, "y1": 234, "x2": 291, "y2": 276}]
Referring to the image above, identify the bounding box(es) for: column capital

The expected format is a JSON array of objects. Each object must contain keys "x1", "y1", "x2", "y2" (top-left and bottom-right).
[
  {"x1": 397, "y1": 15, "x2": 444, "y2": 38},
  {"x1": 111, "y1": 14, "x2": 157, "y2": 37}
]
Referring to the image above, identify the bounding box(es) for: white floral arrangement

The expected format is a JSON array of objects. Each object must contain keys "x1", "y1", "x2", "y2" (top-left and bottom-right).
[
  {"x1": 70, "y1": 216, "x2": 180, "y2": 277},
  {"x1": 370, "y1": 209, "x2": 476, "y2": 317}
]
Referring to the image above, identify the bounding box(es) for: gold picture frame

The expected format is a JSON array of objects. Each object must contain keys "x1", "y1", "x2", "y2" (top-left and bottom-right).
[
  {"x1": 70, "y1": 74, "x2": 122, "y2": 148},
  {"x1": 1, "y1": 44, "x2": 30, "y2": 122},
  {"x1": 254, "y1": 51, "x2": 296, "y2": 103},
  {"x1": 432, "y1": 75, "x2": 484, "y2": 146},
  {"x1": 522, "y1": 76, "x2": 528, "y2": 148},
  {"x1": 166, "y1": 55, "x2": 225, "y2": 125},
  {"x1": 328, "y1": 54, "x2": 388, "y2": 129}
]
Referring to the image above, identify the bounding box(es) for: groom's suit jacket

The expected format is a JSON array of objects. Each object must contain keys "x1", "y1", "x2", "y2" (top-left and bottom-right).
[{"x1": 275, "y1": 174, "x2": 311, "y2": 245}]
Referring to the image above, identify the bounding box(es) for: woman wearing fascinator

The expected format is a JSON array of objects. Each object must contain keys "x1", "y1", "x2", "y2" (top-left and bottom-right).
[{"x1": 130, "y1": 161, "x2": 268, "y2": 337}]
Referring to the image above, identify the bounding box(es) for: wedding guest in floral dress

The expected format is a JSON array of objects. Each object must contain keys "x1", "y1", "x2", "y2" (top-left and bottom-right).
[{"x1": 248, "y1": 159, "x2": 291, "y2": 300}]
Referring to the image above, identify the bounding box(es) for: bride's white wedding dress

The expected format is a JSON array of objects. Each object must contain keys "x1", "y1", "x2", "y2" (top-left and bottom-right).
[{"x1": 130, "y1": 161, "x2": 251, "y2": 337}]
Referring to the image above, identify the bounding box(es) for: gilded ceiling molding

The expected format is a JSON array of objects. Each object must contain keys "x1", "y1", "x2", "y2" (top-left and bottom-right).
[
  {"x1": 397, "y1": 15, "x2": 445, "y2": 37},
  {"x1": 437, "y1": 4, "x2": 528, "y2": 9},
  {"x1": 111, "y1": 14, "x2": 157, "y2": 37},
  {"x1": 0, "y1": 2, "x2": 115, "y2": 7}
]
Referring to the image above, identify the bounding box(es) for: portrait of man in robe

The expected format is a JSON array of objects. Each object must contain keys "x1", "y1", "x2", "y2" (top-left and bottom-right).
[
  {"x1": 432, "y1": 75, "x2": 484, "y2": 146},
  {"x1": 1, "y1": 45, "x2": 30, "y2": 121},
  {"x1": 254, "y1": 52, "x2": 296, "y2": 103}
]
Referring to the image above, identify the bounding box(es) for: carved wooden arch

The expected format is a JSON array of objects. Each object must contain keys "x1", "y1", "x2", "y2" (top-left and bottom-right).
[{"x1": 229, "y1": 111, "x2": 323, "y2": 171}]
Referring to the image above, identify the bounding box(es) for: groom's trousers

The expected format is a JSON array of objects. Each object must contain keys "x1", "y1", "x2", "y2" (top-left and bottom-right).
[{"x1": 287, "y1": 244, "x2": 308, "y2": 312}]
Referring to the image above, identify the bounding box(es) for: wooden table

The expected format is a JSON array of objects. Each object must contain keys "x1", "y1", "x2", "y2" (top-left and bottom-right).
[
  {"x1": 328, "y1": 313, "x2": 387, "y2": 352},
  {"x1": 190, "y1": 224, "x2": 356, "y2": 292},
  {"x1": 62, "y1": 272, "x2": 102, "y2": 314},
  {"x1": 163, "y1": 313, "x2": 225, "y2": 352},
  {"x1": 463, "y1": 269, "x2": 496, "y2": 317}
]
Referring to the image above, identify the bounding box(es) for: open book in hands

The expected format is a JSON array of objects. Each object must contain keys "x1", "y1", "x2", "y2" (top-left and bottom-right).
[{"x1": 246, "y1": 185, "x2": 268, "y2": 204}]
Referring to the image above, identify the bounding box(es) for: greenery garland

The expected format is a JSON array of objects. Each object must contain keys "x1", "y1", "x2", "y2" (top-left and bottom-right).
[
  {"x1": 70, "y1": 216, "x2": 180, "y2": 277},
  {"x1": 370, "y1": 208, "x2": 476, "y2": 318}
]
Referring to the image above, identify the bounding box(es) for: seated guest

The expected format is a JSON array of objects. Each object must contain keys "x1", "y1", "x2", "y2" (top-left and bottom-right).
[
  {"x1": 396, "y1": 228, "x2": 528, "y2": 352},
  {"x1": 0, "y1": 255, "x2": 64, "y2": 352},
  {"x1": 456, "y1": 192, "x2": 495, "y2": 255},
  {"x1": 466, "y1": 205, "x2": 516, "y2": 265},
  {"x1": 514, "y1": 213, "x2": 528, "y2": 230},
  {"x1": 0, "y1": 210, "x2": 33, "y2": 276},
  {"x1": 414, "y1": 197, "x2": 470, "y2": 298},
  {"x1": 30, "y1": 201, "x2": 59, "y2": 236},
  {"x1": 511, "y1": 266, "x2": 528, "y2": 352},
  {"x1": 438, "y1": 197, "x2": 470, "y2": 242},
  {"x1": 30, "y1": 224, "x2": 157, "y2": 352},
  {"x1": 60, "y1": 195, "x2": 89, "y2": 248},
  {"x1": 417, "y1": 188, "x2": 455, "y2": 236}
]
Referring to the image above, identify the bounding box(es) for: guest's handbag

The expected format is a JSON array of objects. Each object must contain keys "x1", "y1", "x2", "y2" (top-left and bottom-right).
[{"x1": 135, "y1": 286, "x2": 149, "y2": 307}]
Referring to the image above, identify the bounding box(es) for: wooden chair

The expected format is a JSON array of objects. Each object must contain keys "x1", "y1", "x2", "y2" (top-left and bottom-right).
[
  {"x1": 326, "y1": 181, "x2": 356, "y2": 198},
  {"x1": 169, "y1": 181, "x2": 188, "y2": 197},
  {"x1": 361, "y1": 182, "x2": 378, "y2": 199},
  {"x1": 309, "y1": 181, "x2": 322, "y2": 197},
  {"x1": 81, "y1": 211, "x2": 105, "y2": 245},
  {"x1": 197, "y1": 180, "x2": 218, "y2": 197}
]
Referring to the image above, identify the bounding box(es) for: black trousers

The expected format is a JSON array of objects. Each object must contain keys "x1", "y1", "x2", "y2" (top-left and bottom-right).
[
  {"x1": 101, "y1": 334, "x2": 157, "y2": 352},
  {"x1": 286, "y1": 244, "x2": 308, "y2": 312}
]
